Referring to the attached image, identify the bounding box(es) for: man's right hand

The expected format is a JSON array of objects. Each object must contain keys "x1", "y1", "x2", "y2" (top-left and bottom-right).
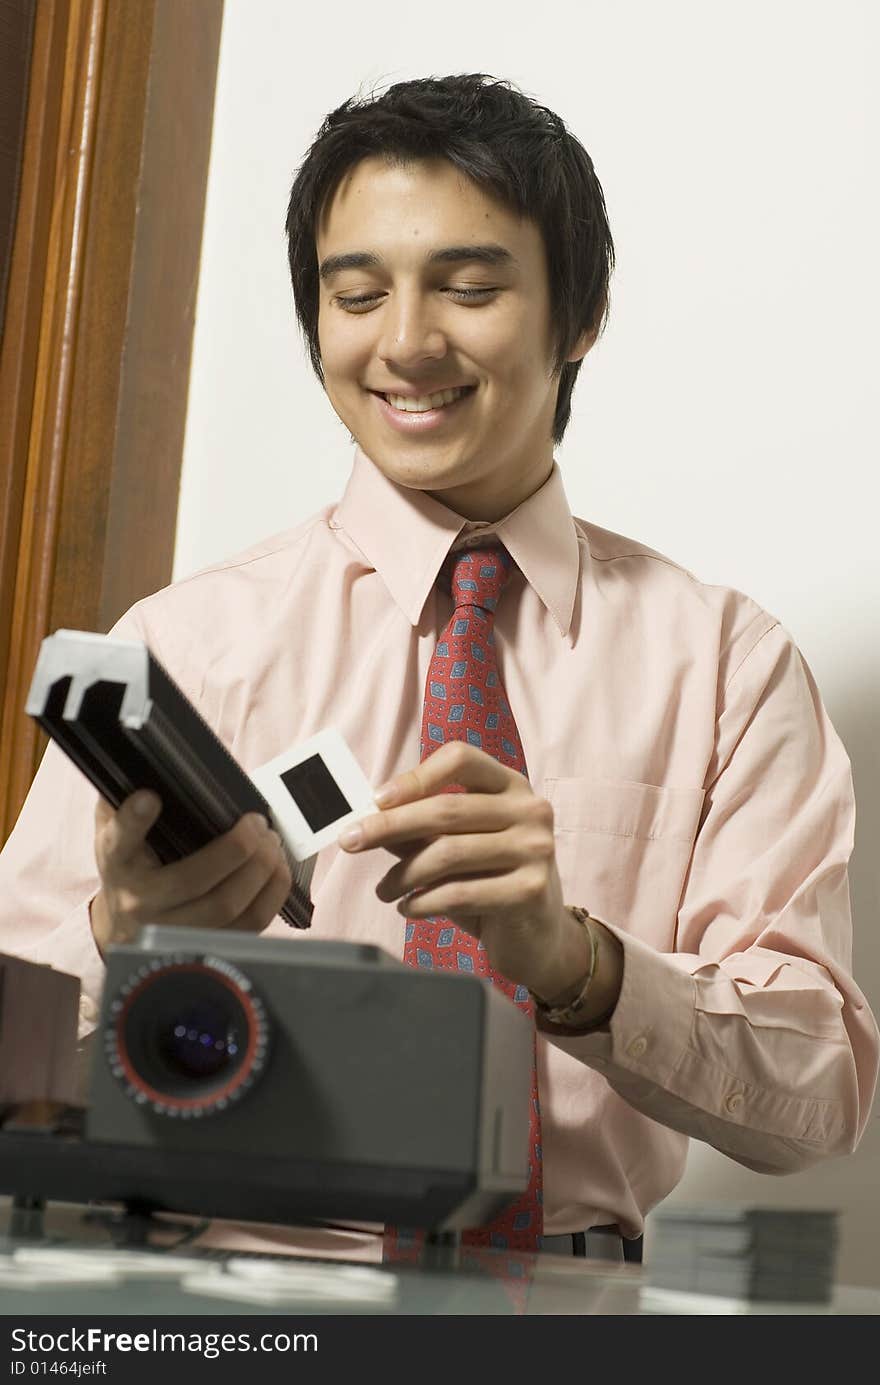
[{"x1": 90, "y1": 791, "x2": 293, "y2": 954}]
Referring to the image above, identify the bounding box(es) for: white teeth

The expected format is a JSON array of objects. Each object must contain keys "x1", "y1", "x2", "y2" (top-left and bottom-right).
[{"x1": 385, "y1": 386, "x2": 471, "y2": 413}]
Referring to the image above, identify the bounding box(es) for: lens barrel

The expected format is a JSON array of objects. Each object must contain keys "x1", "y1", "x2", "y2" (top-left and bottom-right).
[{"x1": 104, "y1": 954, "x2": 270, "y2": 1117}]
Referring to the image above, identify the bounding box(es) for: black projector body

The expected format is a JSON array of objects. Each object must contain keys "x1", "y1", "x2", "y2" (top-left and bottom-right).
[{"x1": 84, "y1": 928, "x2": 532, "y2": 1231}]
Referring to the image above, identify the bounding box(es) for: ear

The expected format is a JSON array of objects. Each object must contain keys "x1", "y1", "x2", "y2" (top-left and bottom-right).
[
  {"x1": 566, "y1": 327, "x2": 597, "y2": 364},
  {"x1": 566, "y1": 297, "x2": 607, "y2": 364}
]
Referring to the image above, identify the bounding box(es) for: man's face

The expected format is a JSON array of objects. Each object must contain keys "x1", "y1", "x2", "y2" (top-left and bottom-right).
[{"x1": 316, "y1": 157, "x2": 593, "y2": 520}]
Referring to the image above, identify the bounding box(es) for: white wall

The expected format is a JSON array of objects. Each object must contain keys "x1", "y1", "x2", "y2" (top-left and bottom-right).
[{"x1": 177, "y1": 0, "x2": 880, "y2": 1285}]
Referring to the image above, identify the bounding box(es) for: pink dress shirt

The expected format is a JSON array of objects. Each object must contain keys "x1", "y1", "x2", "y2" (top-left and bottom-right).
[{"x1": 0, "y1": 445, "x2": 877, "y2": 1251}]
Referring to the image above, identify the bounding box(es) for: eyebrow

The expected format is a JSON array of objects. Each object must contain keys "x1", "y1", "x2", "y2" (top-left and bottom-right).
[{"x1": 318, "y1": 243, "x2": 517, "y2": 281}]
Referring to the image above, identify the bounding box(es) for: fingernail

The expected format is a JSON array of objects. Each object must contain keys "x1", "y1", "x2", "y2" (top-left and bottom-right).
[
  {"x1": 373, "y1": 781, "x2": 398, "y2": 807},
  {"x1": 338, "y1": 825, "x2": 363, "y2": 849},
  {"x1": 132, "y1": 793, "x2": 156, "y2": 818},
  {"x1": 251, "y1": 813, "x2": 270, "y2": 833}
]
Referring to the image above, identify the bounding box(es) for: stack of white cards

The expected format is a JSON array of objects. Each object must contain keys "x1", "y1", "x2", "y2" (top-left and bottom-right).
[
  {"x1": 180, "y1": 1258, "x2": 399, "y2": 1310},
  {"x1": 645, "y1": 1206, "x2": 840, "y2": 1306},
  {"x1": 1, "y1": 1246, "x2": 399, "y2": 1311},
  {"x1": 6, "y1": 1246, "x2": 210, "y2": 1287}
]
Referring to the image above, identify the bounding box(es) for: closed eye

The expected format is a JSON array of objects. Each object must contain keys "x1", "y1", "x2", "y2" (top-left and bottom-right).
[{"x1": 335, "y1": 287, "x2": 498, "y2": 311}]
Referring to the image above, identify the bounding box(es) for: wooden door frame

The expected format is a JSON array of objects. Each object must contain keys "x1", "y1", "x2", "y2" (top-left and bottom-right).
[{"x1": 0, "y1": 0, "x2": 224, "y2": 842}]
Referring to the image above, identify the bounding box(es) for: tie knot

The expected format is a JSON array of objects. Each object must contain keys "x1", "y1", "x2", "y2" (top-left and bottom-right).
[{"x1": 441, "y1": 545, "x2": 514, "y2": 615}]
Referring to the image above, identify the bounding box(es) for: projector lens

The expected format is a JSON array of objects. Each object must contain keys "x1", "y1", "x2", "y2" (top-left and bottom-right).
[
  {"x1": 105, "y1": 956, "x2": 270, "y2": 1117},
  {"x1": 161, "y1": 999, "x2": 241, "y2": 1080}
]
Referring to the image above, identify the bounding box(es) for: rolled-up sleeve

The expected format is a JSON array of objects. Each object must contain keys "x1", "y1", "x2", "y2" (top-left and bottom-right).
[{"x1": 549, "y1": 622, "x2": 879, "y2": 1174}]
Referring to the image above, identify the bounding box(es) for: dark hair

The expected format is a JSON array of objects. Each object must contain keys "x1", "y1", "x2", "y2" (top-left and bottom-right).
[{"x1": 285, "y1": 74, "x2": 614, "y2": 445}]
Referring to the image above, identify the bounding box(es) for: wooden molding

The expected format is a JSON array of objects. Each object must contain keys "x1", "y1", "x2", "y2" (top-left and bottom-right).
[
  {"x1": 0, "y1": 0, "x2": 224, "y2": 842},
  {"x1": 0, "y1": 0, "x2": 37, "y2": 333},
  {"x1": 0, "y1": 0, "x2": 68, "y2": 768}
]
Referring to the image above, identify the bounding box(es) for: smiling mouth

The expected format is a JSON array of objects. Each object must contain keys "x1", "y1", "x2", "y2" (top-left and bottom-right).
[{"x1": 373, "y1": 385, "x2": 477, "y2": 414}]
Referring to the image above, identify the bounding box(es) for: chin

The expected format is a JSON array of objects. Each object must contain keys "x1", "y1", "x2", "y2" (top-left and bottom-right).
[{"x1": 356, "y1": 435, "x2": 458, "y2": 473}]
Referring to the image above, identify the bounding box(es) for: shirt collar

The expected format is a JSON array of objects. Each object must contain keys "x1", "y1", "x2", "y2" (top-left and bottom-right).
[{"x1": 332, "y1": 444, "x2": 585, "y2": 637}]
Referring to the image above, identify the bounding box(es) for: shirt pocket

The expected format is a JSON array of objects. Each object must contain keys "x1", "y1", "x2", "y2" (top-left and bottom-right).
[{"x1": 543, "y1": 777, "x2": 706, "y2": 946}]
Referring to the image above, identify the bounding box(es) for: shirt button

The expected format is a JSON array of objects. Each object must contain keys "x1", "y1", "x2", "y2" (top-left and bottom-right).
[
  {"x1": 79, "y1": 995, "x2": 98, "y2": 1024},
  {"x1": 725, "y1": 1092, "x2": 744, "y2": 1114},
  {"x1": 627, "y1": 1035, "x2": 648, "y2": 1059}
]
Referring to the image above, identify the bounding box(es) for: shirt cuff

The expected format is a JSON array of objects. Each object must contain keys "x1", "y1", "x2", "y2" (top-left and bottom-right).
[
  {"x1": 51, "y1": 897, "x2": 108, "y2": 1039},
  {"x1": 539, "y1": 917, "x2": 695, "y2": 1084}
]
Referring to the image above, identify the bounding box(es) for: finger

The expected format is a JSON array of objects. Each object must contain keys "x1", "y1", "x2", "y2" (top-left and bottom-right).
[
  {"x1": 156, "y1": 836, "x2": 290, "y2": 932},
  {"x1": 383, "y1": 742, "x2": 517, "y2": 806},
  {"x1": 144, "y1": 814, "x2": 275, "y2": 910},
  {"x1": 345, "y1": 792, "x2": 515, "y2": 855},
  {"x1": 96, "y1": 791, "x2": 162, "y2": 877},
  {"x1": 397, "y1": 864, "x2": 530, "y2": 919},
  {"x1": 236, "y1": 858, "x2": 295, "y2": 932},
  {"x1": 375, "y1": 829, "x2": 523, "y2": 903},
  {"x1": 369, "y1": 836, "x2": 432, "y2": 863}
]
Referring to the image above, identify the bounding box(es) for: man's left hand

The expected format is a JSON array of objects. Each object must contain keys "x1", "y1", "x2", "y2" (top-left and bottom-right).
[{"x1": 338, "y1": 741, "x2": 581, "y2": 996}]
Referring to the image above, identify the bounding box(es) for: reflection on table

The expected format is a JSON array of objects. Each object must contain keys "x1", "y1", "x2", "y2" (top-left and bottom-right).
[{"x1": 0, "y1": 1199, "x2": 877, "y2": 1316}]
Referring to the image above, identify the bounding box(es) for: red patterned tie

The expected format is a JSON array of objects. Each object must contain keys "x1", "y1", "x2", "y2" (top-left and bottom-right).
[{"x1": 389, "y1": 544, "x2": 543, "y2": 1255}]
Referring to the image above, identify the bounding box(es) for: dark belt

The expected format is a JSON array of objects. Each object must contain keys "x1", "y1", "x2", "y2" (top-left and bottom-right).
[{"x1": 539, "y1": 1224, "x2": 643, "y2": 1263}]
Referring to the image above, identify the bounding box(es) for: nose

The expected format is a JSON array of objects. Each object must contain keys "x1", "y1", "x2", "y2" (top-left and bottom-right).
[{"x1": 376, "y1": 288, "x2": 448, "y2": 371}]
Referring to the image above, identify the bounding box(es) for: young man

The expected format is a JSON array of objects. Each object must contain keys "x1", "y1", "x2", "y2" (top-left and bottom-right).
[{"x1": 0, "y1": 75, "x2": 877, "y2": 1264}]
